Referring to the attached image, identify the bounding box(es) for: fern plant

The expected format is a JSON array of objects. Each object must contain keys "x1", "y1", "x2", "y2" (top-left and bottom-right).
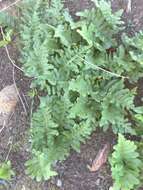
[
  {"x1": 110, "y1": 134, "x2": 142, "y2": 190},
  {"x1": 20, "y1": 0, "x2": 143, "y2": 181},
  {"x1": 0, "y1": 161, "x2": 14, "y2": 180}
]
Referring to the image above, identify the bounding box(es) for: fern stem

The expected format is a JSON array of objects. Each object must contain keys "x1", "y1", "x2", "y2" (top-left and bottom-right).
[{"x1": 78, "y1": 55, "x2": 128, "y2": 79}]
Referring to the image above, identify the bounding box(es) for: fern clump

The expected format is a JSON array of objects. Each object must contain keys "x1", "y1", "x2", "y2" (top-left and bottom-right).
[
  {"x1": 20, "y1": 0, "x2": 143, "y2": 181},
  {"x1": 110, "y1": 134, "x2": 142, "y2": 190}
]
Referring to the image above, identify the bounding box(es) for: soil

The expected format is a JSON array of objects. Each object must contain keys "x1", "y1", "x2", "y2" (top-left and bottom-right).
[{"x1": 0, "y1": 0, "x2": 143, "y2": 190}]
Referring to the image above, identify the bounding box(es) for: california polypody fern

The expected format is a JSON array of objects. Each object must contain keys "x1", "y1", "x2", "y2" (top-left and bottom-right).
[{"x1": 20, "y1": 0, "x2": 143, "y2": 181}]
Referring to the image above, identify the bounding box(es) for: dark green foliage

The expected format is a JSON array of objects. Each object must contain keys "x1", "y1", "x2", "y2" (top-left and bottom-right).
[
  {"x1": 110, "y1": 134, "x2": 142, "y2": 190},
  {"x1": 20, "y1": 0, "x2": 143, "y2": 181}
]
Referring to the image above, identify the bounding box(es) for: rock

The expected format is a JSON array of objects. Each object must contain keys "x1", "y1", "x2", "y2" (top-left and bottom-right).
[
  {"x1": 0, "y1": 84, "x2": 19, "y2": 126},
  {"x1": 56, "y1": 179, "x2": 62, "y2": 187}
]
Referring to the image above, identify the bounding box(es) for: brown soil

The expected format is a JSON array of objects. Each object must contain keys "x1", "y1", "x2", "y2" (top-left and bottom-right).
[{"x1": 0, "y1": 0, "x2": 143, "y2": 190}]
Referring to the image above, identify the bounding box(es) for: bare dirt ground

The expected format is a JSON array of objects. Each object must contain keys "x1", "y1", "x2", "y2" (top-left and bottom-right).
[{"x1": 0, "y1": 0, "x2": 143, "y2": 190}]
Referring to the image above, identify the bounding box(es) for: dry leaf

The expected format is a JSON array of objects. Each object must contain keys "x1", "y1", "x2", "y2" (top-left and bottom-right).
[
  {"x1": 88, "y1": 143, "x2": 110, "y2": 172},
  {"x1": 0, "y1": 84, "x2": 19, "y2": 125}
]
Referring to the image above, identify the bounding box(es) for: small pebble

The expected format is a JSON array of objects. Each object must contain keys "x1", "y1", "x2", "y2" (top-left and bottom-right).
[
  {"x1": 56, "y1": 179, "x2": 62, "y2": 187},
  {"x1": 95, "y1": 178, "x2": 100, "y2": 186}
]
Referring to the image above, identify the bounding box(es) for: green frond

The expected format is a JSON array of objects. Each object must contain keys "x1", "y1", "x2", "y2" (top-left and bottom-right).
[
  {"x1": 26, "y1": 151, "x2": 57, "y2": 182},
  {"x1": 110, "y1": 134, "x2": 142, "y2": 190}
]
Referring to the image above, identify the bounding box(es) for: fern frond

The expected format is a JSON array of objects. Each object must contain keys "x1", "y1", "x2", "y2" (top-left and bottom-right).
[
  {"x1": 75, "y1": 0, "x2": 124, "y2": 50},
  {"x1": 100, "y1": 79, "x2": 135, "y2": 133},
  {"x1": 26, "y1": 151, "x2": 57, "y2": 182},
  {"x1": 110, "y1": 134, "x2": 142, "y2": 190}
]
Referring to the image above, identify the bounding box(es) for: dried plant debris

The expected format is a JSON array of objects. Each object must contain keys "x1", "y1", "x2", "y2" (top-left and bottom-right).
[{"x1": 88, "y1": 143, "x2": 110, "y2": 172}]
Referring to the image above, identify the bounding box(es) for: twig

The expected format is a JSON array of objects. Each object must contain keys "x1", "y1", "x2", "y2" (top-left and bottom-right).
[
  {"x1": 22, "y1": 93, "x2": 29, "y2": 108},
  {"x1": 0, "y1": 0, "x2": 21, "y2": 13},
  {"x1": 0, "y1": 120, "x2": 5, "y2": 134},
  {"x1": 5, "y1": 45, "x2": 24, "y2": 72},
  {"x1": 7, "y1": 111, "x2": 15, "y2": 124},
  {"x1": 30, "y1": 98, "x2": 34, "y2": 129},
  {"x1": 66, "y1": 45, "x2": 127, "y2": 79},
  {"x1": 12, "y1": 66, "x2": 27, "y2": 114},
  {"x1": 77, "y1": 55, "x2": 128, "y2": 79},
  {"x1": 5, "y1": 137, "x2": 13, "y2": 162}
]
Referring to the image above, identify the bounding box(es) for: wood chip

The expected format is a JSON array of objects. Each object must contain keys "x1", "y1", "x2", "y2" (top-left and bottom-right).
[{"x1": 88, "y1": 143, "x2": 110, "y2": 172}]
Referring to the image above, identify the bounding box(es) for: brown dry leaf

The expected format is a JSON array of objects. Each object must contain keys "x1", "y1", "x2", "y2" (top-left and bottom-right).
[
  {"x1": 0, "y1": 84, "x2": 19, "y2": 125},
  {"x1": 88, "y1": 143, "x2": 110, "y2": 172}
]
